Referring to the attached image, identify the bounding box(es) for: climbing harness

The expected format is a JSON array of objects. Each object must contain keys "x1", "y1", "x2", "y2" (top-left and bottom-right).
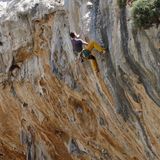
[{"x1": 81, "y1": 49, "x2": 91, "y2": 58}]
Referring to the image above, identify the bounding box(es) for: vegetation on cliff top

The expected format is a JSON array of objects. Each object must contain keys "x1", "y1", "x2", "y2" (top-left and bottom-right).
[
  {"x1": 132, "y1": 0, "x2": 160, "y2": 29},
  {"x1": 117, "y1": 0, "x2": 160, "y2": 29}
]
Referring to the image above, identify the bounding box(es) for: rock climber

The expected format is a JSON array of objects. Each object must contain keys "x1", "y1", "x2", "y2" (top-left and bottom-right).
[{"x1": 70, "y1": 32, "x2": 105, "y2": 73}]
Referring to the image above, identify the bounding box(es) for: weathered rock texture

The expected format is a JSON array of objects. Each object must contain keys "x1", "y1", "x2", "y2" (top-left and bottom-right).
[{"x1": 0, "y1": 0, "x2": 160, "y2": 159}]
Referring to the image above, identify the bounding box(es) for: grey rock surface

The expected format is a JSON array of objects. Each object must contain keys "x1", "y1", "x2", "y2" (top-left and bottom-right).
[{"x1": 0, "y1": 0, "x2": 160, "y2": 160}]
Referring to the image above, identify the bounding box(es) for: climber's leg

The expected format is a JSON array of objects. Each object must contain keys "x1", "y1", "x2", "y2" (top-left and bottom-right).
[
  {"x1": 88, "y1": 55, "x2": 99, "y2": 72},
  {"x1": 85, "y1": 41, "x2": 105, "y2": 53}
]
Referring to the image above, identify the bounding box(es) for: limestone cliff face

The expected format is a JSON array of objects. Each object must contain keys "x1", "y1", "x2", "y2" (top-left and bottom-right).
[{"x1": 0, "y1": 0, "x2": 160, "y2": 160}]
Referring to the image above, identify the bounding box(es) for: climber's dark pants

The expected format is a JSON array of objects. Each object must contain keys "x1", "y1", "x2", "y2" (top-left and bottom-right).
[{"x1": 82, "y1": 54, "x2": 99, "y2": 72}]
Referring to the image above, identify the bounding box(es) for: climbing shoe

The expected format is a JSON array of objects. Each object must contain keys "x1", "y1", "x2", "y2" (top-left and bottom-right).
[{"x1": 101, "y1": 49, "x2": 106, "y2": 54}]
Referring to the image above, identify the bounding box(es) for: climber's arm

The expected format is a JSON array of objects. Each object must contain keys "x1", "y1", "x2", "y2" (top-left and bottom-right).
[
  {"x1": 82, "y1": 40, "x2": 88, "y2": 45},
  {"x1": 79, "y1": 39, "x2": 88, "y2": 45}
]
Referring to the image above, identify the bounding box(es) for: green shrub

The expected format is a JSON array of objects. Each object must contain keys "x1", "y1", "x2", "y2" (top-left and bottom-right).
[{"x1": 132, "y1": 0, "x2": 160, "y2": 29}]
